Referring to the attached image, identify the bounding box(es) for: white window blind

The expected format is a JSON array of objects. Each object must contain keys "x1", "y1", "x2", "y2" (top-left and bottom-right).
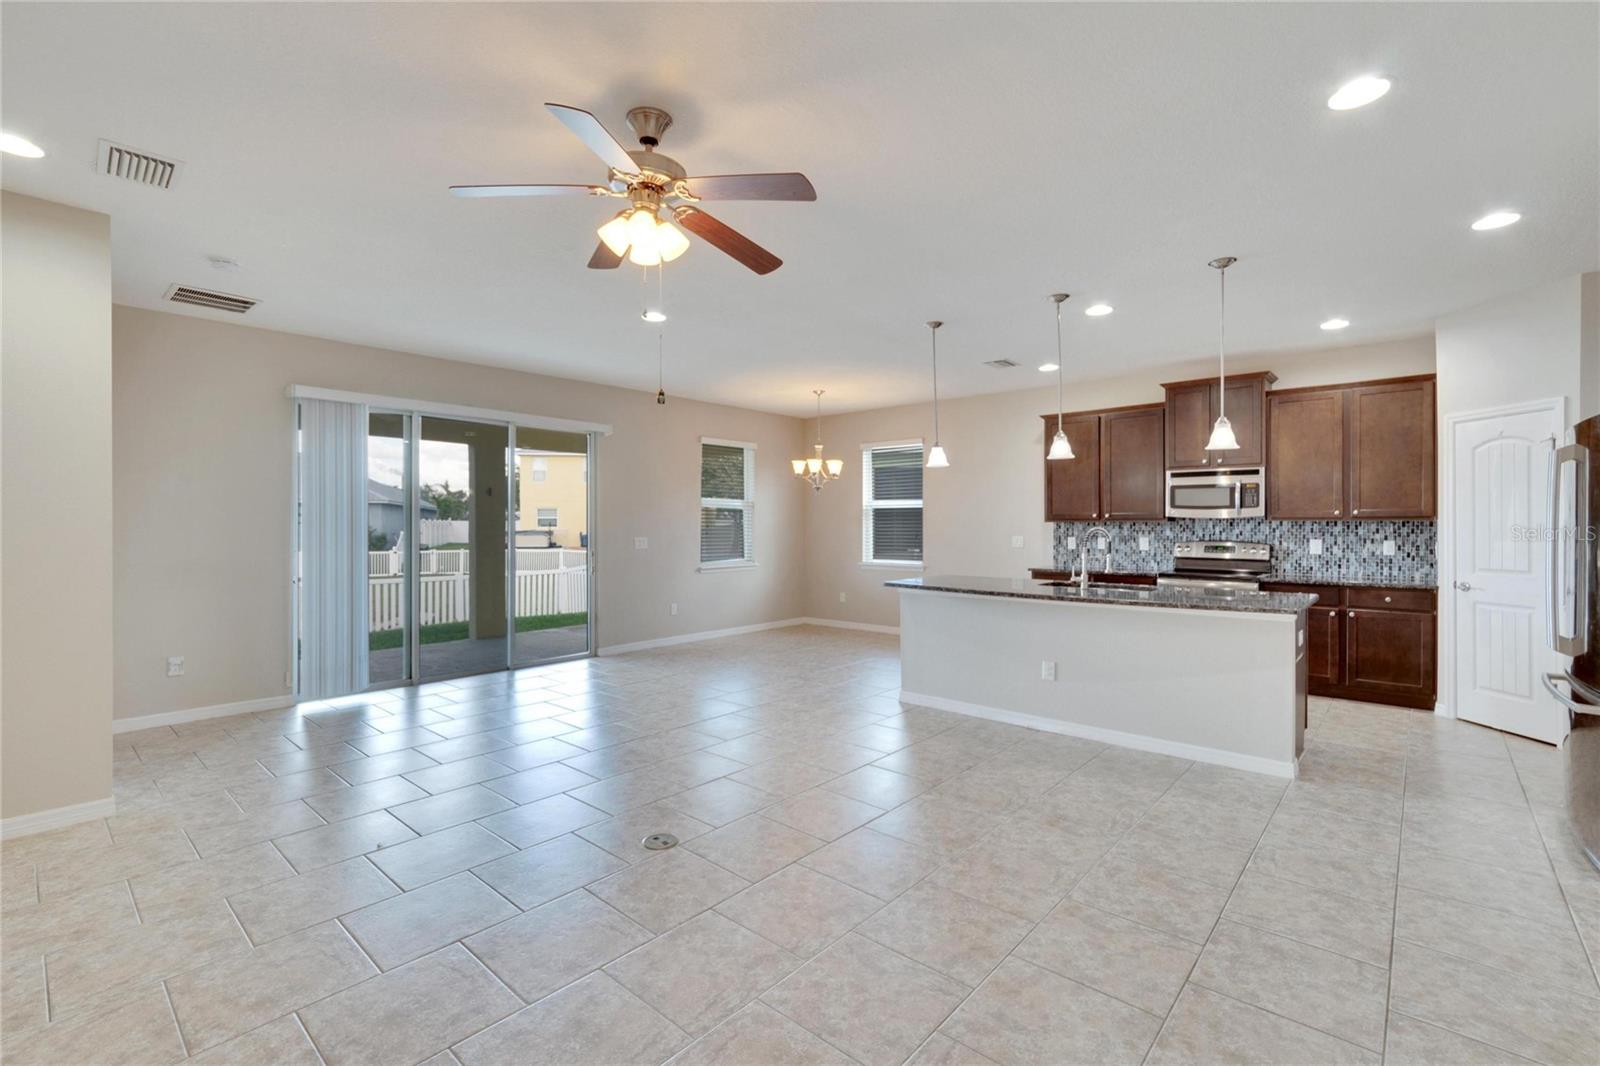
[
  {"x1": 700, "y1": 440, "x2": 755, "y2": 564},
  {"x1": 536, "y1": 507, "x2": 558, "y2": 528},
  {"x1": 297, "y1": 397, "x2": 369, "y2": 700},
  {"x1": 863, "y1": 442, "x2": 924, "y2": 564}
]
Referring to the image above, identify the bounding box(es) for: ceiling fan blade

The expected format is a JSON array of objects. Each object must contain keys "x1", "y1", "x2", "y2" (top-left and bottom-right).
[
  {"x1": 674, "y1": 207, "x2": 783, "y2": 274},
  {"x1": 587, "y1": 241, "x2": 624, "y2": 269},
  {"x1": 682, "y1": 172, "x2": 817, "y2": 202},
  {"x1": 545, "y1": 103, "x2": 640, "y2": 175},
  {"x1": 449, "y1": 184, "x2": 606, "y2": 198}
]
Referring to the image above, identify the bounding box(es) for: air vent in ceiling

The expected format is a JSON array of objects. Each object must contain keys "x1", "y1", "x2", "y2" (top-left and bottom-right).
[
  {"x1": 164, "y1": 285, "x2": 256, "y2": 314},
  {"x1": 982, "y1": 358, "x2": 1019, "y2": 369},
  {"x1": 97, "y1": 140, "x2": 182, "y2": 189}
]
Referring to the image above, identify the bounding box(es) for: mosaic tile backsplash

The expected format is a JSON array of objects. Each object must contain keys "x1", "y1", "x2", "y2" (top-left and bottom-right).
[{"x1": 1051, "y1": 518, "x2": 1438, "y2": 586}]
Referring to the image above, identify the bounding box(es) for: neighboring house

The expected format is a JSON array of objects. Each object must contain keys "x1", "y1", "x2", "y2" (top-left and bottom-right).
[
  {"x1": 367, "y1": 479, "x2": 437, "y2": 548},
  {"x1": 517, "y1": 451, "x2": 587, "y2": 547}
]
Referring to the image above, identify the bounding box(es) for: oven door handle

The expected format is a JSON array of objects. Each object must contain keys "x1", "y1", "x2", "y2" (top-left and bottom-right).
[{"x1": 1542, "y1": 672, "x2": 1600, "y2": 717}]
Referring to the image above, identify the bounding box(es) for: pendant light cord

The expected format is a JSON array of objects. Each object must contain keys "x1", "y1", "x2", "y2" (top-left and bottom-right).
[
  {"x1": 815, "y1": 390, "x2": 824, "y2": 447},
  {"x1": 930, "y1": 325, "x2": 941, "y2": 444},
  {"x1": 1055, "y1": 298, "x2": 1065, "y2": 423},
  {"x1": 1217, "y1": 262, "x2": 1227, "y2": 419}
]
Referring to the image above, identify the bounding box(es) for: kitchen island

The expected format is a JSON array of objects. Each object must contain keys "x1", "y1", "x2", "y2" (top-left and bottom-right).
[{"x1": 888, "y1": 575, "x2": 1317, "y2": 777}]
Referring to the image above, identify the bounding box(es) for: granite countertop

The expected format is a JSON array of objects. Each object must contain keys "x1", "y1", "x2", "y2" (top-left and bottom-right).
[
  {"x1": 1260, "y1": 572, "x2": 1438, "y2": 590},
  {"x1": 887, "y1": 575, "x2": 1318, "y2": 615}
]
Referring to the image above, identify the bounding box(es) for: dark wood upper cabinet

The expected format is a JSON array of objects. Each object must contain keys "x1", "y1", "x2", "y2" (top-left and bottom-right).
[
  {"x1": 1163, "y1": 372, "x2": 1274, "y2": 468},
  {"x1": 1042, "y1": 413, "x2": 1101, "y2": 520},
  {"x1": 1042, "y1": 404, "x2": 1163, "y2": 521},
  {"x1": 1099, "y1": 406, "x2": 1166, "y2": 520},
  {"x1": 1268, "y1": 389, "x2": 1346, "y2": 518},
  {"x1": 1348, "y1": 379, "x2": 1436, "y2": 518}
]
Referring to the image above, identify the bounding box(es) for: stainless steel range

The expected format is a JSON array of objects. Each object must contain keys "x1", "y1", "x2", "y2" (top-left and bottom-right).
[{"x1": 1156, "y1": 541, "x2": 1271, "y2": 591}]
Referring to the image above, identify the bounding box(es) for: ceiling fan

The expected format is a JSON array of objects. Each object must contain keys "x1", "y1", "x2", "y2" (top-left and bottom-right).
[{"x1": 450, "y1": 103, "x2": 815, "y2": 275}]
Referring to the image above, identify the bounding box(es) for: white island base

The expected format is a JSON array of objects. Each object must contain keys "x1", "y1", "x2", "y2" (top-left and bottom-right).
[{"x1": 897, "y1": 588, "x2": 1308, "y2": 778}]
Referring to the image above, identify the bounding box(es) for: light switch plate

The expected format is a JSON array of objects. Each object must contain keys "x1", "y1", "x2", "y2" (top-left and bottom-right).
[
  {"x1": 1040, "y1": 661, "x2": 1057, "y2": 681},
  {"x1": 634, "y1": 537, "x2": 648, "y2": 550},
  {"x1": 1067, "y1": 536, "x2": 1077, "y2": 550},
  {"x1": 1383, "y1": 539, "x2": 1396, "y2": 556},
  {"x1": 166, "y1": 656, "x2": 184, "y2": 677},
  {"x1": 1011, "y1": 535, "x2": 1025, "y2": 548},
  {"x1": 1138, "y1": 535, "x2": 1150, "y2": 551},
  {"x1": 1308, "y1": 538, "x2": 1323, "y2": 555}
]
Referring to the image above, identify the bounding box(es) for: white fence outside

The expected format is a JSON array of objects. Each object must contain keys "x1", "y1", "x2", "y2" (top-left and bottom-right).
[
  {"x1": 369, "y1": 565, "x2": 587, "y2": 631},
  {"x1": 368, "y1": 547, "x2": 587, "y2": 577},
  {"x1": 420, "y1": 518, "x2": 469, "y2": 547}
]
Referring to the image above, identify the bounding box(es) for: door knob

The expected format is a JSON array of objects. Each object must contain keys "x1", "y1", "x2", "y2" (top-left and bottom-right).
[{"x1": 1454, "y1": 580, "x2": 1472, "y2": 591}]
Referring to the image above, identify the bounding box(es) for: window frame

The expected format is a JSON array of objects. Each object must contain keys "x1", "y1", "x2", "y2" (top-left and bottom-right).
[
  {"x1": 861, "y1": 439, "x2": 926, "y2": 569},
  {"x1": 699, "y1": 437, "x2": 757, "y2": 571}
]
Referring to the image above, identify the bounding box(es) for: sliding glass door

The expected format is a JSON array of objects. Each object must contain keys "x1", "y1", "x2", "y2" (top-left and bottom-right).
[
  {"x1": 415, "y1": 416, "x2": 510, "y2": 682},
  {"x1": 511, "y1": 427, "x2": 593, "y2": 666},
  {"x1": 300, "y1": 393, "x2": 596, "y2": 698}
]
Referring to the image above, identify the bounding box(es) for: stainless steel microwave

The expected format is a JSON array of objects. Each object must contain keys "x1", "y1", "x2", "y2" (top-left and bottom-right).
[{"x1": 1166, "y1": 467, "x2": 1265, "y2": 518}]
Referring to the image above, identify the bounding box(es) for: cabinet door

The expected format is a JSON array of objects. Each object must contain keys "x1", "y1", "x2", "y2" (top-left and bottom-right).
[
  {"x1": 1348, "y1": 379, "x2": 1436, "y2": 517},
  {"x1": 1268, "y1": 389, "x2": 1346, "y2": 517},
  {"x1": 1044, "y1": 414, "x2": 1101, "y2": 520},
  {"x1": 1345, "y1": 608, "x2": 1437, "y2": 700},
  {"x1": 1099, "y1": 407, "x2": 1165, "y2": 520},
  {"x1": 1219, "y1": 379, "x2": 1266, "y2": 466},
  {"x1": 1306, "y1": 606, "x2": 1343, "y2": 687},
  {"x1": 1164, "y1": 383, "x2": 1214, "y2": 469}
]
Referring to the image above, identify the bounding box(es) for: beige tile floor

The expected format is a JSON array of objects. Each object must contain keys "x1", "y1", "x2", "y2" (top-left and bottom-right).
[{"x1": 3, "y1": 625, "x2": 1597, "y2": 1065}]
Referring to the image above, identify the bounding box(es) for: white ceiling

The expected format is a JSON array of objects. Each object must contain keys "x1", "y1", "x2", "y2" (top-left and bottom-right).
[{"x1": 3, "y1": 2, "x2": 1595, "y2": 416}]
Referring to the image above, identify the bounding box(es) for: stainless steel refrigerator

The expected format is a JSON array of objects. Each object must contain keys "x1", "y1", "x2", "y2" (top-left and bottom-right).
[{"x1": 1544, "y1": 417, "x2": 1600, "y2": 872}]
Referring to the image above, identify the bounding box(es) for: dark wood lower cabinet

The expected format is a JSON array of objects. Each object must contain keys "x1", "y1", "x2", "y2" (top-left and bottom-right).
[{"x1": 1263, "y1": 582, "x2": 1436, "y2": 710}]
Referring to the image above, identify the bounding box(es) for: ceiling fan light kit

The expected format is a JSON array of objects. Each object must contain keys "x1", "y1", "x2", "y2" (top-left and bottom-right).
[{"x1": 451, "y1": 102, "x2": 815, "y2": 276}]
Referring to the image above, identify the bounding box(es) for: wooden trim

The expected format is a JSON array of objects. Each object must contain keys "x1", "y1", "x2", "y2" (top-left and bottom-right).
[
  {"x1": 1268, "y1": 372, "x2": 1436, "y2": 398},
  {"x1": 1039, "y1": 401, "x2": 1163, "y2": 423},
  {"x1": 1158, "y1": 370, "x2": 1277, "y2": 390}
]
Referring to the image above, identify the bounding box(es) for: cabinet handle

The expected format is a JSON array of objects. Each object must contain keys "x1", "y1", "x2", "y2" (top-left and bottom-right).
[
  {"x1": 1383, "y1": 595, "x2": 1392, "y2": 603},
  {"x1": 1334, "y1": 508, "x2": 1341, "y2": 515},
  {"x1": 1347, "y1": 610, "x2": 1356, "y2": 618},
  {"x1": 1353, "y1": 508, "x2": 1360, "y2": 515}
]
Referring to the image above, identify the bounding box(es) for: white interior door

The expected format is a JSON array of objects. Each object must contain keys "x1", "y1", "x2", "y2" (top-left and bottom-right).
[{"x1": 1452, "y1": 406, "x2": 1564, "y2": 741}]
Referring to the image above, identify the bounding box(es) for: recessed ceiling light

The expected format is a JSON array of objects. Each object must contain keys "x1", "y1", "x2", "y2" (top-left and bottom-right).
[
  {"x1": 1320, "y1": 317, "x2": 1350, "y2": 331},
  {"x1": 1038, "y1": 363, "x2": 1059, "y2": 373},
  {"x1": 1084, "y1": 303, "x2": 1114, "y2": 317},
  {"x1": 641, "y1": 309, "x2": 667, "y2": 323},
  {"x1": 1328, "y1": 76, "x2": 1391, "y2": 111},
  {"x1": 0, "y1": 131, "x2": 44, "y2": 158},
  {"x1": 1471, "y1": 211, "x2": 1521, "y2": 231}
]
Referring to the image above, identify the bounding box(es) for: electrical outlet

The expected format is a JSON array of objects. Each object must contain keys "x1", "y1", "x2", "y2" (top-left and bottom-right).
[
  {"x1": 1040, "y1": 660, "x2": 1057, "y2": 681},
  {"x1": 1011, "y1": 535, "x2": 1025, "y2": 548},
  {"x1": 670, "y1": 603, "x2": 678, "y2": 616},
  {"x1": 839, "y1": 592, "x2": 847, "y2": 603},
  {"x1": 166, "y1": 656, "x2": 185, "y2": 677},
  {"x1": 1308, "y1": 538, "x2": 1323, "y2": 555},
  {"x1": 1067, "y1": 536, "x2": 1077, "y2": 550},
  {"x1": 634, "y1": 537, "x2": 648, "y2": 550},
  {"x1": 1383, "y1": 539, "x2": 1396, "y2": 556},
  {"x1": 1138, "y1": 535, "x2": 1150, "y2": 551}
]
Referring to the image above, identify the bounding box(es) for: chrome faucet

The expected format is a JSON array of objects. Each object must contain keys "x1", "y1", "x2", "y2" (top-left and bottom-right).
[{"x1": 1079, "y1": 526, "x2": 1113, "y2": 590}]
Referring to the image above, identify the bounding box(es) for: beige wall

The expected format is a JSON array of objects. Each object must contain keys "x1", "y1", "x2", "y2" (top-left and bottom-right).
[
  {"x1": 804, "y1": 334, "x2": 1437, "y2": 629},
  {"x1": 2, "y1": 193, "x2": 115, "y2": 821},
  {"x1": 112, "y1": 306, "x2": 808, "y2": 719}
]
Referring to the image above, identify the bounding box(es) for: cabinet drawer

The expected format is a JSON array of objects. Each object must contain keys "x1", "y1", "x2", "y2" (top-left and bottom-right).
[{"x1": 1346, "y1": 587, "x2": 1435, "y2": 612}]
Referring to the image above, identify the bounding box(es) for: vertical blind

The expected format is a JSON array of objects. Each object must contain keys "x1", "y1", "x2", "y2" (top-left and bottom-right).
[
  {"x1": 700, "y1": 441, "x2": 755, "y2": 563},
  {"x1": 298, "y1": 397, "x2": 369, "y2": 699},
  {"x1": 863, "y1": 443, "x2": 924, "y2": 563}
]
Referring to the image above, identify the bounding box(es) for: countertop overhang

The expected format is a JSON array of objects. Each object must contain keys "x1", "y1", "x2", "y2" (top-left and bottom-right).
[{"x1": 887, "y1": 575, "x2": 1317, "y2": 615}]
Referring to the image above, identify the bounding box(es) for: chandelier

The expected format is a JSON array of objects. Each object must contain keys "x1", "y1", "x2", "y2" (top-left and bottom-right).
[{"x1": 793, "y1": 389, "x2": 843, "y2": 490}]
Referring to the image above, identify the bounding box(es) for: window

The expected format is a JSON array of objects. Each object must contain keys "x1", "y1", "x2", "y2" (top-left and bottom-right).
[
  {"x1": 863, "y1": 442, "x2": 923, "y2": 565},
  {"x1": 531, "y1": 457, "x2": 548, "y2": 483},
  {"x1": 700, "y1": 439, "x2": 755, "y2": 565},
  {"x1": 536, "y1": 507, "x2": 558, "y2": 529}
]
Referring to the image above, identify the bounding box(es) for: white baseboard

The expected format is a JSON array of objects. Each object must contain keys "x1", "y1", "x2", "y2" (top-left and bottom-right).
[
  {"x1": 0, "y1": 796, "x2": 117, "y2": 841},
  {"x1": 798, "y1": 617, "x2": 901, "y2": 635},
  {"x1": 899, "y1": 689, "x2": 1298, "y2": 779},
  {"x1": 1433, "y1": 700, "x2": 1455, "y2": 718},
  {"x1": 113, "y1": 694, "x2": 296, "y2": 735},
  {"x1": 598, "y1": 618, "x2": 809, "y2": 656}
]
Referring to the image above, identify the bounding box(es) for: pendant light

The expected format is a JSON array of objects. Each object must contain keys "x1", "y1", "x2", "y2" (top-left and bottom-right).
[
  {"x1": 1046, "y1": 293, "x2": 1075, "y2": 460},
  {"x1": 1204, "y1": 256, "x2": 1241, "y2": 452},
  {"x1": 655, "y1": 332, "x2": 666, "y2": 405},
  {"x1": 925, "y1": 320, "x2": 949, "y2": 468}
]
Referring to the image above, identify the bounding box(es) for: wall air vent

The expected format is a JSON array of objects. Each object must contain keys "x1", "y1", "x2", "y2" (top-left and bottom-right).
[
  {"x1": 97, "y1": 140, "x2": 182, "y2": 189},
  {"x1": 982, "y1": 358, "x2": 1019, "y2": 369},
  {"x1": 164, "y1": 285, "x2": 256, "y2": 314}
]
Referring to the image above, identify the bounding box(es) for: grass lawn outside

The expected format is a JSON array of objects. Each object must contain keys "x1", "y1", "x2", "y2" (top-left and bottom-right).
[{"x1": 369, "y1": 612, "x2": 587, "y2": 651}]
